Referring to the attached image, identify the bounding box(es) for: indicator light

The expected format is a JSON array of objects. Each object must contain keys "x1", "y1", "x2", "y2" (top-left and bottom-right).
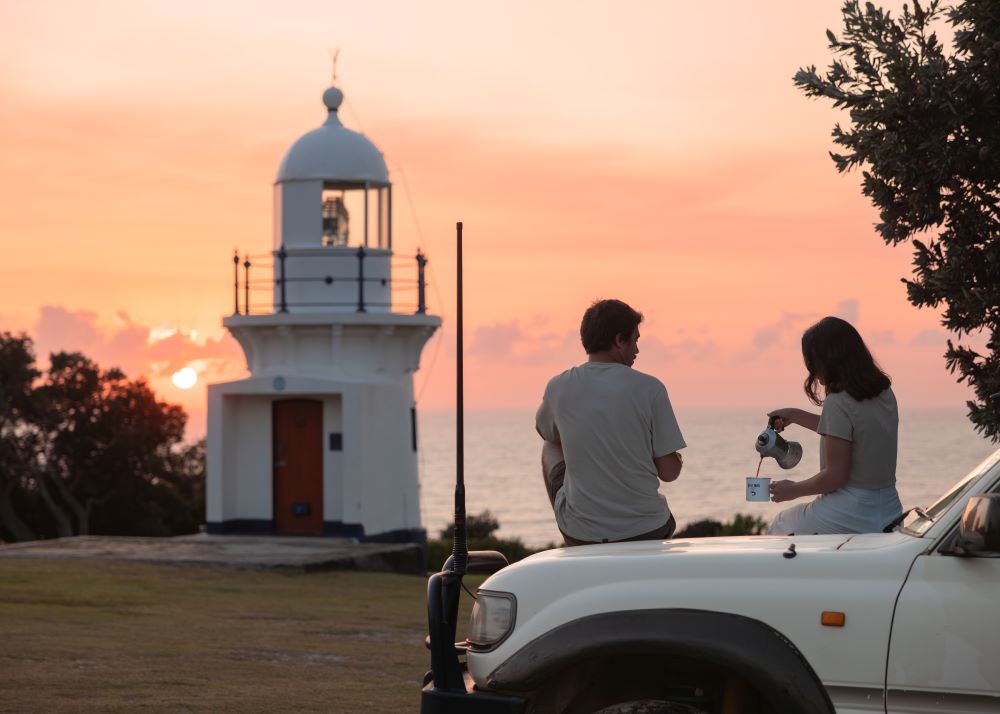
[{"x1": 821, "y1": 611, "x2": 846, "y2": 627}]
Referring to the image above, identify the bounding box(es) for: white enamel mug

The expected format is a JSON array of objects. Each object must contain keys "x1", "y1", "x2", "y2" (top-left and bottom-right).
[{"x1": 746, "y1": 477, "x2": 771, "y2": 502}]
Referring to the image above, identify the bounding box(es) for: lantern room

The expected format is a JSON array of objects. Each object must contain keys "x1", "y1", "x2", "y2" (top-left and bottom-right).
[{"x1": 273, "y1": 85, "x2": 394, "y2": 313}]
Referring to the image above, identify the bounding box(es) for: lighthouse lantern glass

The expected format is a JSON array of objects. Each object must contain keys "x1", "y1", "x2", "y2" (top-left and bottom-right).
[
  {"x1": 320, "y1": 184, "x2": 390, "y2": 250},
  {"x1": 321, "y1": 192, "x2": 349, "y2": 247}
]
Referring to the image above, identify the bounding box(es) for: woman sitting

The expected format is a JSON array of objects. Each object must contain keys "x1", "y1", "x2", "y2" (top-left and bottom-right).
[{"x1": 767, "y1": 316, "x2": 901, "y2": 535}]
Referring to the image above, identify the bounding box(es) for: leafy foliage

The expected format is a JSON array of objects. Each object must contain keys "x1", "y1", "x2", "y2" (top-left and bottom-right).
[
  {"x1": 0, "y1": 332, "x2": 205, "y2": 542},
  {"x1": 439, "y1": 509, "x2": 501, "y2": 540},
  {"x1": 426, "y1": 511, "x2": 546, "y2": 571},
  {"x1": 795, "y1": 0, "x2": 1000, "y2": 439},
  {"x1": 674, "y1": 513, "x2": 769, "y2": 538}
]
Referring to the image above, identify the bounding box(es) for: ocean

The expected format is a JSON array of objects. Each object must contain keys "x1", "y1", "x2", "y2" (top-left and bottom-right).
[{"x1": 416, "y1": 408, "x2": 997, "y2": 547}]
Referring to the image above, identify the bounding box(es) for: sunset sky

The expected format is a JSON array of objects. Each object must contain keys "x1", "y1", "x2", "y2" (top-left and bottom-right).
[{"x1": 0, "y1": 1, "x2": 978, "y2": 437}]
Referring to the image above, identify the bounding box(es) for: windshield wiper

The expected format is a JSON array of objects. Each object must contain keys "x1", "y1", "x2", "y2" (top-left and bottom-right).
[{"x1": 883, "y1": 506, "x2": 935, "y2": 533}]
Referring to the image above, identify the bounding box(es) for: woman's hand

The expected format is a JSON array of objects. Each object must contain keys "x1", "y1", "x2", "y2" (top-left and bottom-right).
[
  {"x1": 767, "y1": 408, "x2": 821, "y2": 433},
  {"x1": 767, "y1": 408, "x2": 797, "y2": 432},
  {"x1": 769, "y1": 479, "x2": 799, "y2": 503}
]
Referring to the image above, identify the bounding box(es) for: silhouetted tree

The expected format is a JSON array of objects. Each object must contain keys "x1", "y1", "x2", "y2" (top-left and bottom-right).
[
  {"x1": 0, "y1": 333, "x2": 43, "y2": 541},
  {"x1": 0, "y1": 333, "x2": 205, "y2": 542},
  {"x1": 795, "y1": 1, "x2": 1000, "y2": 439}
]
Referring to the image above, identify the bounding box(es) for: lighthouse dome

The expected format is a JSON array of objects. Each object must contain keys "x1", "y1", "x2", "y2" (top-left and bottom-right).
[{"x1": 276, "y1": 86, "x2": 389, "y2": 185}]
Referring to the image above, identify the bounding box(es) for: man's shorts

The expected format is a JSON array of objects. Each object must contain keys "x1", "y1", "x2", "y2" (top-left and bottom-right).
[{"x1": 543, "y1": 460, "x2": 676, "y2": 547}]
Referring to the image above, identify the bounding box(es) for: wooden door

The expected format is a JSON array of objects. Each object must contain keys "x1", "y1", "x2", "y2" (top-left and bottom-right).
[{"x1": 273, "y1": 399, "x2": 323, "y2": 535}]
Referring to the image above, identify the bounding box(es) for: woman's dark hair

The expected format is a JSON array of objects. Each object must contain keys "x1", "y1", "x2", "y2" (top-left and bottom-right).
[
  {"x1": 580, "y1": 299, "x2": 643, "y2": 354},
  {"x1": 801, "y1": 316, "x2": 891, "y2": 405}
]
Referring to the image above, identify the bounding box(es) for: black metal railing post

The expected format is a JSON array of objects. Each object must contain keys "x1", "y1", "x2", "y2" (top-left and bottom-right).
[
  {"x1": 232, "y1": 251, "x2": 240, "y2": 315},
  {"x1": 416, "y1": 250, "x2": 427, "y2": 314},
  {"x1": 243, "y1": 255, "x2": 251, "y2": 315},
  {"x1": 278, "y1": 245, "x2": 288, "y2": 313},
  {"x1": 356, "y1": 246, "x2": 366, "y2": 312}
]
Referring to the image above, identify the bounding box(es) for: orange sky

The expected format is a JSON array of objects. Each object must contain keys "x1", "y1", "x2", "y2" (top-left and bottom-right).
[{"x1": 0, "y1": 1, "x2": 977, "y2": 437}]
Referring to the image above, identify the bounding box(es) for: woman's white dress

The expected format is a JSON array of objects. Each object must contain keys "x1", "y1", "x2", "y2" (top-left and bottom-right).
[{"x1": 768, "y1": 484, "x2": 902, "y2": 535}]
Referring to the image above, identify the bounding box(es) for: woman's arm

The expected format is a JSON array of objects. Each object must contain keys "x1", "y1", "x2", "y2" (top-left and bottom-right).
[
  {"x1": 769, "y1": 435, "x2": 852, "y2": 502},
  {"x1": 767, "y1": 407, "x2": 821, "y2": 433}
]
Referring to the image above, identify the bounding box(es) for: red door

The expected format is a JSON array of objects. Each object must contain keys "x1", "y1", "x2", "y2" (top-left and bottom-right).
[{"x1": 273, "y1": 399, "x2": 323, "y2": 535}]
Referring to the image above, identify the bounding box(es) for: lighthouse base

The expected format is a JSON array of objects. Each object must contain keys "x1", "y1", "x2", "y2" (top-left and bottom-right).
[{"x1": 205, "y1": 518, "x2": 426, "y2": 544}]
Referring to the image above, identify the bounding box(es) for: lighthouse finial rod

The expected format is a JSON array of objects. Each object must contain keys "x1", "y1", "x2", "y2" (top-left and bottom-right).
[{"x1": 329, "y1": 48, "x2": 340, "y2": 84}]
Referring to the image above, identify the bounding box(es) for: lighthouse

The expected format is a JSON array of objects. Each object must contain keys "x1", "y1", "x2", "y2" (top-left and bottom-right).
[{"x1": 205, "y1": 84, "x2": 440, "y2": 542}]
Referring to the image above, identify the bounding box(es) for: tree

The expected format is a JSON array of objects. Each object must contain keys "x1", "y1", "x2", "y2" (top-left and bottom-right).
[
  {"x1": 0, "y1": 334, "x2": 43, "y2": 541},
  {"x1": 0, "y1": 333, "x2": 205, "y2": 542},
  {"x1": 795, "y1": 0, "x2": 1000, "y2": 439}
]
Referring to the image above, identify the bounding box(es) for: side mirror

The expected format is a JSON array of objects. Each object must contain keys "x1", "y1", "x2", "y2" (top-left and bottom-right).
[{"x1": 952, "y1": 495, "x2": 1000, "y2": 557}]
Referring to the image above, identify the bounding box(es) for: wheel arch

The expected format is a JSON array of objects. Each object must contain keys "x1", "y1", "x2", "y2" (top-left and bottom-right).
[{"x1": 482, "y1": 608, "x2": 834, "y2": 714}]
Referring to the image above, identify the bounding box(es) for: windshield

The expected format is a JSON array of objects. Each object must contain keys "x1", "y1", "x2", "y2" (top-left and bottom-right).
[{"x1": 901, "y1": 450, "x2": 1000, "y2": 536}]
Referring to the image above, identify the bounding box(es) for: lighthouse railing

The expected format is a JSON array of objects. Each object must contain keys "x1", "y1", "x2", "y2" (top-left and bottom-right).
[{"x1": 231, "y1": 248, "x2": 429, "y2": 316}]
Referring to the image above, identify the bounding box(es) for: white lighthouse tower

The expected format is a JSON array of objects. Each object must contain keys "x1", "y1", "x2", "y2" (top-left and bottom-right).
[{"x1": 205, "y1": 84, "x2": 440, "y2": 542}]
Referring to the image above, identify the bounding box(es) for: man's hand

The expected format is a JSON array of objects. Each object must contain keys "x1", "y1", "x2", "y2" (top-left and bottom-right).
[{"x1": 769, "y1": 479, "x2": 798, "y2": 503}]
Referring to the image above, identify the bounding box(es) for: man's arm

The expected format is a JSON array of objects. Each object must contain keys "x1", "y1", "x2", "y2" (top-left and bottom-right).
[
  {"x1": 654, "y1": 451, "x2": 682, "y2": 483},
  {"x1": 650, "y1": 382, "x2": 685, "y2": 483},
  {"x1": 541, "y1": 439, "x2": 565, "y2": 480}
]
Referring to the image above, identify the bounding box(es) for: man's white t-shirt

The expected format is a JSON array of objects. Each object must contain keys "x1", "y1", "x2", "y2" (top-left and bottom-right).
[{"x1": 535, "y1": 361, "x2": 686, "y2": 542}]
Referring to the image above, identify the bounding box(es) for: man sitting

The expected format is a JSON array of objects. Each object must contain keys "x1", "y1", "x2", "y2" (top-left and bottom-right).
[{"x1": 535, "y1": 299, "x2": 686, "y2": 546}]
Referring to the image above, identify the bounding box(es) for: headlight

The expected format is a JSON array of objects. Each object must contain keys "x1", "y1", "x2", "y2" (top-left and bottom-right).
[{"x1": 467, "y1": 590, "x2": 516, "y2": 649}]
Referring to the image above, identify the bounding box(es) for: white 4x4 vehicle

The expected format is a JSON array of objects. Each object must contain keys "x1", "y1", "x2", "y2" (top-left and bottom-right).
[{"x1": 422, "y1": 451, "x2": 1000, "y2": 714}]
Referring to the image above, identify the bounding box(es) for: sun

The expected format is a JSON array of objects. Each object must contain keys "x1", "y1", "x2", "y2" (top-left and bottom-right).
[{"x1": 171, "y1": 367, "x2": 198, "y2": 390}]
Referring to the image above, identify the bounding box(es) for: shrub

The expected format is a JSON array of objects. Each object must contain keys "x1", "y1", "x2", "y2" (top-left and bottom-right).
[
  {"x1": 426, "y1": 510, "x2": 554, "y2": 572},
  {"x1": 675, "y1": 513, "x2": 769, "y2": 538}
]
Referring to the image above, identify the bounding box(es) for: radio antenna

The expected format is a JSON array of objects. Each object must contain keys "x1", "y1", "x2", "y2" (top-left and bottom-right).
[{"x1": 451, "y1": 221, "x2": 468, "y2": 576}]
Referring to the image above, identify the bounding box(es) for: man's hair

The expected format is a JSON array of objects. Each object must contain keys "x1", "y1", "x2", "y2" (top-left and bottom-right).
[{"x1": 580, "y1": 299, "x2": 643, "y2": 354}]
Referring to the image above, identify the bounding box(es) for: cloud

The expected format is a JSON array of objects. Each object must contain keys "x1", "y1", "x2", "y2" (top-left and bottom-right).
[
  {"x1": 658, "y1": 337, "x2": 718, "y2": 363},
  {"x1": 750, "y1": 311, "x2": 817, "y2": 352},
  {"x1": 639, "y1": 333, "x2": 722, "y2": 364},
  {"x1": 867, "y1": 329, "x2": 895, "y2": 345},
  {"x1": 31, "y1": 306, "x2": 244, "y2": 383},
  {"x1": 34, "y1": 307, "x2": 105, "y2": 354},
  {"x1": 834, "y1": 299, "x2": 859, "y2": 325},
  {"x1": 468, "y1": 321, "x2": 521, "y2": 359},
  {"x1": 468, "y1": 320, "x2": 580, "y2": 366},
  {"x1": 747, "y1": 299, "x2": 861, "y2": 355},
  {"x1": 751, "y1": 324, "x2": 785, "y2": 351},
  {"x1": 910, "y1": 328, "x2": 947, "y2": 347},
  {"x1": 464, "y1": 317, "x2": 720, "y2": 374}
]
